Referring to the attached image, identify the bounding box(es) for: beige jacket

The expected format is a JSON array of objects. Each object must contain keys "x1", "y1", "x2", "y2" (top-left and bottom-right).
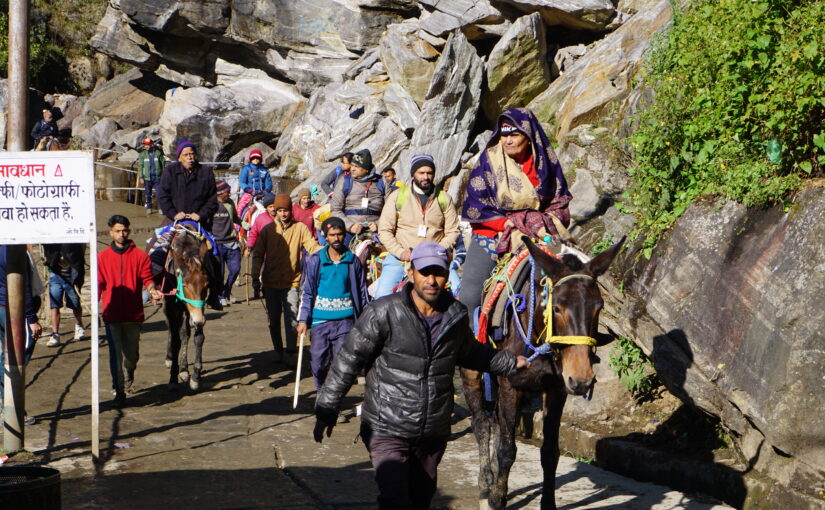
[
  {"x1": 251, "y1": 219, "x2": 320, "y2": 288},
  {"x1": 378, "y1": 186, "x2": 460, "y2": 259}
]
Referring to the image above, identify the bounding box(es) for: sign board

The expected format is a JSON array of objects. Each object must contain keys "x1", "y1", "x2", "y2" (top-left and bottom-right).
[{"x1": 0, "y1": 151, "x2": 95, "y2": 244}]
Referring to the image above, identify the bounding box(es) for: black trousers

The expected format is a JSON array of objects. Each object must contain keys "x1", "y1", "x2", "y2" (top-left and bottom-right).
[{"x1": 363, "y1": 430, "x2": 448, "y2": 510}]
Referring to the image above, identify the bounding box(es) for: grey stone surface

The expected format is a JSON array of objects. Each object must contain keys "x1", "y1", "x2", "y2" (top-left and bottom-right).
[
  {"x1": 379, "y1": 21, "x2": 440, "y2": 107},
  {"x1": 158, "y1": 76, "x2": 305, "y2": 162},
  {"x1": 92, "y1": 0, "x2": 410, "y2": 90},
  {"x1": 403, "y1": 30, "x2": 483, "y2": 184},
  {"x1": 81, "y1": 69, "x2": 170, "y2": 131},
  {"x1": 80, "y1": 117, "x2": 121, "y2": 149},
  {"x1": 619, "y1": 187, "x2": 825, "y2": 487},
  {"x1": 382, "y1": 81, "x2": 421, "y2": 135},
  {"x1": 418, "y1": 0, "x2": 506, "y2": 38},
  {"x1": 497, "y1": 0, "x2": 619, "y2": 31},
  {"x1": 482, "y1": 13, "x2": 550, "y2": 121}
]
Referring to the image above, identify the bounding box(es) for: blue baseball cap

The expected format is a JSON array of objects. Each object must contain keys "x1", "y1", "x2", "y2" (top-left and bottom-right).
[{"x1": 410, "y1": 242, "x2": 449, "y2": 270}]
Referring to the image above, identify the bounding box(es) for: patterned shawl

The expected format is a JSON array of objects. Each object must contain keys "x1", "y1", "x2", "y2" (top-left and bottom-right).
[{"x1": 462, "y1": 108, "x2": 571, "y2": 227}]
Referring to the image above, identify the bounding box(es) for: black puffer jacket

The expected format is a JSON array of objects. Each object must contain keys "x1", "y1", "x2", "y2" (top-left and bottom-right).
[{"x1": 316, "y1": 284, "x2": 517, "y2": 439}]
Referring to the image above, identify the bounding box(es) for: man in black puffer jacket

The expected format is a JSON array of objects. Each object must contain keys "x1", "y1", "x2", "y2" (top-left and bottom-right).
[{"x1": 315, "y1": 242, "x2": 529, "y2": 510}]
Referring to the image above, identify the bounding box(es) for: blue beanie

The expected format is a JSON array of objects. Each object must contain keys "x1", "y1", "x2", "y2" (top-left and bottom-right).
[{"x1": 176, "y1": 138, "x2": 195, "y2": 158}]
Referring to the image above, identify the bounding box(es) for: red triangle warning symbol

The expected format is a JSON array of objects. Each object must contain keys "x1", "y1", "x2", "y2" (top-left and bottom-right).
[{"x1": 54, "y1": 164, "x2": 63, "y2": 177}]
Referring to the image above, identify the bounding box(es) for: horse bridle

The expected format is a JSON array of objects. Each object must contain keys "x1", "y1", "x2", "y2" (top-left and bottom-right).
[
  {"x1": 159, "y1": 224, "x2": 208, "y2": 308},
  {"x1": 538, "y1": 273, "x2": 599, "y2": 348}
]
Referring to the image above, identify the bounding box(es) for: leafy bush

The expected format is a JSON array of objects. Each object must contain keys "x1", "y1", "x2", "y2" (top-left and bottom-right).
[
  {"x1": 608, "y1": 336, "x2": 660, "y2": 401},
  {"x1": 624, "y1": 0, "x2": 824, "y2": 256}
]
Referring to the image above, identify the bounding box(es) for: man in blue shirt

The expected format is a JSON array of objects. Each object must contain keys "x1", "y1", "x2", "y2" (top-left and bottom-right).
[{"x1": 296, "y1": 217, "x2": 368, "y2": 390}]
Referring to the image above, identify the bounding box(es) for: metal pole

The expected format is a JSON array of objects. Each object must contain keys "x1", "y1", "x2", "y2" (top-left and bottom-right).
[
  {"x1": 90, "y1": 150, "x2": 100, "y2": 460},
  {"x1": 3, "y1": 0, "x2": 30, "y2": 452},
  {"x1": 7, "y1": 0, "x2": 29, "y2": 152}
]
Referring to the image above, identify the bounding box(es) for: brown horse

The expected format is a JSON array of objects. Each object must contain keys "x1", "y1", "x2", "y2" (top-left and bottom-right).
[
  {"x1": 462, "y1": 236, "x2": 625, "y2": 510},
  {"x1": 162, "y1": 226, "x2": 211, "y2": 391},
  {"x1": 36, "y1": 136, "x2": 71, "y2": 151}
]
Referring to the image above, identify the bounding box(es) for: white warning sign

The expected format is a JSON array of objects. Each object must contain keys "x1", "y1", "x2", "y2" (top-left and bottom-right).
[{"x1": 0, "y1": 151, "x2": 95, "y2": 244}]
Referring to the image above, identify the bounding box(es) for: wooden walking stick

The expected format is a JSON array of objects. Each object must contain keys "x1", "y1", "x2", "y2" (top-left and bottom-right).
[
  {"x1": 293, "y1": 333, "x2": 307, "y2": 409},
  {"x1": 245, "y1": 253, "x2": 250, "y2": 305}
]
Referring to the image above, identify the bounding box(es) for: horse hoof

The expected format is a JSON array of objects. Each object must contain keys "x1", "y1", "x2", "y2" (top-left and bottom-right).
[
  {"x1": 189, "y1": 379, "x2": 199, "y2": 391},
  {"x1": 179, "y1": 371, "x2": 189, "y2": 382},
  {"x1": 165, "y1": 358, "x2": 172, "y2": 368}
]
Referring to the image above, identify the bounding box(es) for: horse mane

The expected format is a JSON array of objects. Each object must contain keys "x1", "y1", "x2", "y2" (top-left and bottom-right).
[{"x1": 171, "y1": 232, "x2": 205, "y2": 270}]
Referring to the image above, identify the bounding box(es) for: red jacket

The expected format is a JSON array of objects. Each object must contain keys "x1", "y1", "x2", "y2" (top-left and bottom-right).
[
  {"x1": 292, "y1": 202, "x2": 320, "y2": 239},
  {"x1": 97, "y1": 241, "x2": 154, "y2": 323}
]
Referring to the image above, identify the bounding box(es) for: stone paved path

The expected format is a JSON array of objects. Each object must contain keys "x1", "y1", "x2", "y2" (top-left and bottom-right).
[{"x1": 5, "y1": 201, "x2": 732, "y2": 509}]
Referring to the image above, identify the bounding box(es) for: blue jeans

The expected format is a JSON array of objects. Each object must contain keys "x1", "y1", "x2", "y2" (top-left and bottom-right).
[
  {"x1": 49, "y1": 272, "x2": 80, "y2": 310},
  {"x1": 374, "y1": 253, "x2": 406, "y2": 298},
  {"x1": 217, "y1": 242, "x2": 241, "y2": 299}
]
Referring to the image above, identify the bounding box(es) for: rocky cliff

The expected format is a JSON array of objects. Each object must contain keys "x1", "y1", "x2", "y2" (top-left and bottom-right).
[{"x1": 30, "y1": 0, "x2": 824, "y2": 507}]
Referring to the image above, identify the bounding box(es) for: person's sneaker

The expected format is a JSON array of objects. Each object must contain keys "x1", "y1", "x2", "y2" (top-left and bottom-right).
[
  {"x1": 219, "y1": 297, "x2": 229, "y2": 308},
  {"x1": 113, "y1": 391, "x2": 127, "y2": 409},
  {"x1": 74, "y1": 323, "x2": 85, "y2": 341},
  {"x1": 124, "y1": 370, "x2": 134, "y2": 391},
  {"x1": 46, "y1": 334, "x2": 60, "y2": 347},
  {"x1": 207, "y1": 295, "x2": 224, "y2": 311},
  {"x1": 24, "y1": 414, "x2": 37, "y2": 425},
  {"x1": 146, "y1": 208, "x2": 154, "y2": 216}
]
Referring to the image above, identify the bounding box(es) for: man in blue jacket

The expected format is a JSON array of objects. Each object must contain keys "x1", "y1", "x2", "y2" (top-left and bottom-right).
[{"x1": 297, "y1": 217, "x2": 368, "y2": 390}]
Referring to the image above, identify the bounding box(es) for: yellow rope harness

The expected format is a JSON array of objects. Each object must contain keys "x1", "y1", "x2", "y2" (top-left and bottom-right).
[{"x1": 540, "y1": 273, "x2": 598, "y2": 347}]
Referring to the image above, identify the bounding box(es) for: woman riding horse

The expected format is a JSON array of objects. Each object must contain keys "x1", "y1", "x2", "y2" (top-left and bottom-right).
[{"x1": 460, "y1": 107, "x2": 572, "y2": 319}]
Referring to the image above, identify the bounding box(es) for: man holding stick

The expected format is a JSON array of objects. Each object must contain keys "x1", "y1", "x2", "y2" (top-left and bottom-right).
[{"x1": 296, "y1": 217, "x2": 368, "y2": 390}]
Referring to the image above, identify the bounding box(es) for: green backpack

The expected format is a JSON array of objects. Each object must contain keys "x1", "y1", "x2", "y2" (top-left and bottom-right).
[{"x1": 394, "y1": 185, "x2": 449, "y2": 214}]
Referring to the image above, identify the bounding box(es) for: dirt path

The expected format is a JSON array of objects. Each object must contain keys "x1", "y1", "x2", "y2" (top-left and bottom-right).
[{"x1": 5, "y1": 201, "x2": 731, "y2": 509}]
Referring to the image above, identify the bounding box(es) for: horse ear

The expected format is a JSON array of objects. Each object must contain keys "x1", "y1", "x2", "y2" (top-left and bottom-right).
[
  {"x1": 585, "y1": 235, "x2": 626, "y2": 278},
  {"x1": 522, "y1": 236, "x2": 565, "y2": 281}
]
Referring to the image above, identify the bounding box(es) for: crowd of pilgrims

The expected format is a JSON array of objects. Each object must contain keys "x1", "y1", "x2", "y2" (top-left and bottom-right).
[{"x1": 1, "y1": 106, "x2": 571, "y2": 509}]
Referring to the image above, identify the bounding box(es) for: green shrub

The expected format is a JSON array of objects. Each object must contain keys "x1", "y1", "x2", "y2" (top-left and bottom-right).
[
  {"x1": 624, "y1": 0, "x2": 824, "y2": 256},
  {"x1": 608, "y1": 336, "x2": 660, "y2": 401}
]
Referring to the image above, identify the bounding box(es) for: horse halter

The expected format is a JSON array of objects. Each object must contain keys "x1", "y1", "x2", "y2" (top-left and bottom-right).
[
  {"x1": 516, "y1": 256, "x2": 598, "y2": 363},
  {"x1": 158, "y1": 222, "x2": 208, "y2": 308},
  {"x1": 538, "y1": 273, "x2": 598, "y2": 348}
]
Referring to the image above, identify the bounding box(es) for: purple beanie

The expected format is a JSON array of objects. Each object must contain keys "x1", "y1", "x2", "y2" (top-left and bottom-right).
[{"x1": 176, "y1": 138, "x2": 195, "y2": 158}]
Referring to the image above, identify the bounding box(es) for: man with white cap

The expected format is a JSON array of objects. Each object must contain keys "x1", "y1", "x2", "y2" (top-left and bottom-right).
[{"x1": 314, "y1": 242, "x2": 530, "y2": 510}]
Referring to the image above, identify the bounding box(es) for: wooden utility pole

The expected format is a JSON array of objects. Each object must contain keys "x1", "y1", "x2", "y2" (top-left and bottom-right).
[{"x1": 3, "y1": 0, "x2": 30, "y2": 452}]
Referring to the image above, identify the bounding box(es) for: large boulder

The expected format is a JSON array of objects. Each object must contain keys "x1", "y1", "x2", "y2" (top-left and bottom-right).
[
  {"x1": 602, "y1": 186, "x2": 825, "y2": 509},
  {"x1": 80, "y1": 118, "x2": 121, "y2": 150},
  {"x1": 482, "y1": 13, "x2": 551, "y2": 121},
  {"x1": 158, "y1": 77, "x2": 306, "y2": 162},
  {"x1": 81, "y1": 69, "x2": 173, "y2": 131},
  {"x1": 379, "y1": 21, "x2": 440, "y2": 107},
  {"x1": 92, "y1": 0, "x2": 414, "y2": 91},
  {"x1": 382, "y1": 81, "x2": 421, "y2": 135},
  {"x1": 528, "y1": 0, "x2": 672, "y2": 142},
  {"x1": 496, "y1": 0, "x2": 620, "y2": 31},
  {"x1": 402, "y1": 30, "x2": 484, "y2": 184},
  {"x1": 418, "y1": 0, "x2": 509, "y2": 39}
]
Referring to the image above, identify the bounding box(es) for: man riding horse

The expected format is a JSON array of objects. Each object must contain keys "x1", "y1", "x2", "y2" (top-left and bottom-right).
[{"x1": 154, "y1": 138, "x2": 224, "y2": 310}]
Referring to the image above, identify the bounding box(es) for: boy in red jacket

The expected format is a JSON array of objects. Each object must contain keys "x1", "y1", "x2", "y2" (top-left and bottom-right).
[{"x1": 98, "y1": 215, "x2": 161, "y2": 408}]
